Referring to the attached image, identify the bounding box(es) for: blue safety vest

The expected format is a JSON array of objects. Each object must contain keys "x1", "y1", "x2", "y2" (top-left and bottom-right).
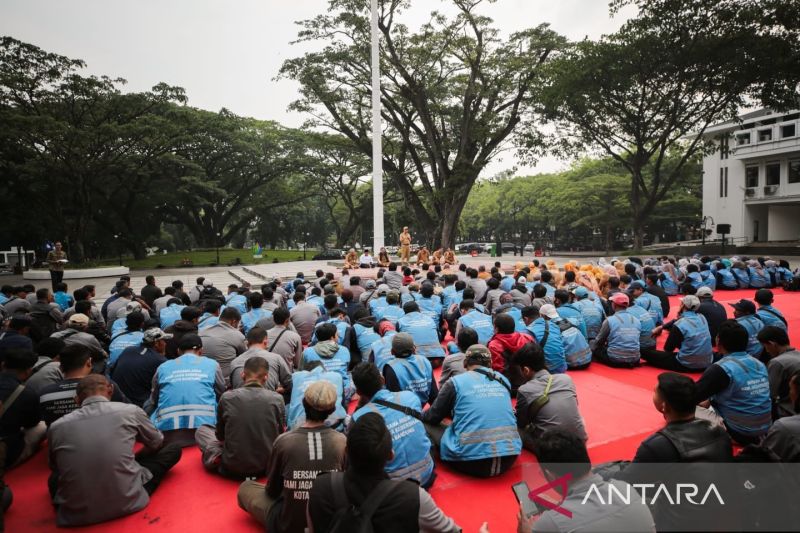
[
  {"x1": 736, "y1": 314, "x2": 765, "y2": 357},
  {"x1": 197, "y1": 313, "x2": 220, "y2": 331},
  {"x1": 687, "y1": 272, "x2": 703, "y2": 290},
  {"x1": 715, "y1": 268, "x2": 738, "y2": 289},
  {"x1": 417, "y1": 297, "x2": 443, "y2": 323},
  {"x1": 497, "y1": 306, "x2": 528, "y2": 333},
  {"x1": 397, "y1": 312, "x2": 445, "y2": 359},
  {"x1": 606, "y1": 311, "x2": 641, "y2": 364},
  {"x1": 441, "y1": 286, "x2": 458, "y2": 310},
  {"x1": 354, "y1": 323, "x2": 381, "y2": 359},
  {"x1": 625, "y1": 305, "x2": 656, "y2": 349},
  {"x1": 369, "y1": 296, "x2": 390, "y2": 315},
  {"x1": 312, "y1": 318, "x2": 349, "y2": 347},
  {"x1": 699, "y1": 270, "x2": 717, "y2": 290},
  {"x1": 374, "y1": 305, "x2": 405, "y2": 326},
  {"x1": 673, "y1": 311, "x2": 713, "y2": 369},
  {"x1": 159, "y1": 304, "x2": 185, "y2": 329},
  {"x1": 287, "y1": 367, "x2": 346, "y2": 430},
  {"x1": 302, "y1": 344, "x2": 352, "y2": 390},
  {"x1": 225, "y1": 294, "x2": 248, "y2": 314},
  {"x1": 459, "y1": 310, "x2": 494, "y2": 345},
  {"x1": 748, "y1": 268, "x2": 769, "y2": 288},
  {"x1": 307, "y1": 295, "x2": 325, "y2": 314},
  {"x1": 109, "y1": 331, "x2": 144, "y2": 365},
  {"x1": 441, "y1": 370, "x2": 521, "y2": 462},
  {"x1": 711, "y1": 352, "x2": 771, "y2": 437},
  {"x1": 241, "y1": 308, "x2": 271, "y2": 335},
  {"x1": 110, "y1": 318, "x2": 127, "y2": 336},
  {"x1": 776, "y1": 267, "x2": 794, "y2": 283},
  {"x1": 757, "y1": 305, "x2": 788, "y2": 331},
  {"x1": 526, "y1": 318, "x2": 566, "y2": 373},
  {"x1": 731, "y1": 268, "x2": 751, "y2": 289},
  {"x1": 634, "y1": 292, "x2": 663, "y2": 326},
  {"x1": 53, "y1": 291, "x2": 73, "y2": 312},
  {"x1": 554, "y1": 318, "x2": 591, "y2": 368},
  {"x1": 575, "y1": 298, "x2": 603, "y2": 339},
  {"x1": 558, "y1": 304, "x2": 588, "y2": 339},
  {"x1": 352, "y1": 389, "x2": 434, "y2": 485},
  {"x1": 151, "y1": 353, "x2": 219, "y2": 431},
  {"x1": 370, "y1": 331, "x2": 397, "y2": 370},
  {"x1": 386, "y1": 354, "x2": 433, "y2": 405},
  {"x1": 659, "y1": 271, "x2": 680, "y2": 295}
]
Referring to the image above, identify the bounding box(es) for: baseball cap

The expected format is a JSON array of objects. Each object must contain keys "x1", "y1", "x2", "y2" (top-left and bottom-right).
[
  {"x1": 67, "y1": 313, "x2": 90, "y2": 326},
  {"x1": 143, "y1": 328, "x2": 173, "y2": 343},
  {"x1": 365, "y1": 279, "x2": 376, "y2": 289},
  {"x1": 391, "y1": 333, "x2": 415, "y2": 356},
  {"x1": 696, "y1": 286, "x2": 713, "y2": 298},
  {"x1": 681, "y1": 295, "x2": 701, "y2": 311},
  {"x1": 125, "y1": 301, "x2": 142, "y2": 314},
  {"x1": 517, "y1": 276, "x2": 527, "y2": 284},
  {"x1": 730, "y1": 299, "x2": 756, "y2": 314},
  {"x1": 377, "y1": 320, "x2": 396, "y2": 336},
  {"x1": 202, "y1": 279, "x2": 214, "y2": 287},
  {"x1": 571, "y1": 286, "x2": 589, "y2": 298},
  {"x1": 178, "y1": 333, "x2": 203, "y2": 351},
  {"x1": 609, "y1": 293, "x2": 630, "y2": 307},
  {"x1": 464, "y1": 344, "x2": 492, "y2": 366},
  {"x1": 377, "y1": 284, "x2": 390, "y2": 295},
  {"x1": 629, "y1": 280, "x2": 646, "y2": 290},
  {"x1": 539, "y1": 304, "x2": 559, "y2": 320},
  {"x1": 304, "y1": 380, "x2": 338, "y2": 411}
]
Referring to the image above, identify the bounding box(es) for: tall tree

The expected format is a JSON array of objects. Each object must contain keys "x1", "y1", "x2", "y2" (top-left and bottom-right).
[
  {"x1": 541, "y1": 0, "x2": 800, "y2": 249},
  {"x1": 280, "y1": 0, "x2": 565, "y2": 248}
]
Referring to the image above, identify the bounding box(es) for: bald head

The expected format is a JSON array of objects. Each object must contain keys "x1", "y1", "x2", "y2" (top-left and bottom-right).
[{"x1": 76, "y1": 374, "x2": 113, "y2": 404}]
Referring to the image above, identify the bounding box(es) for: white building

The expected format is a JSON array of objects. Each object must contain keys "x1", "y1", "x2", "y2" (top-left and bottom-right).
[{"x1": 702, "y1": 108, "x2": 800, "y2": 243}]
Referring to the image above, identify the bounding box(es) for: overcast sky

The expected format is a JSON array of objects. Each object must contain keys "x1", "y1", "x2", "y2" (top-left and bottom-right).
[{"x1": 0, "y1": 0, "x2": 635, "y2": 175}]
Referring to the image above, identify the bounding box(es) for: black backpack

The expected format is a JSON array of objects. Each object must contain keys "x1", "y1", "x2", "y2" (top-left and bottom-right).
[
  {"x1": 326, "y1": 473, "x2": 398, "y2": 533},
  {"x1": 29, "y1": 310, "x2": 58, "y2": 344}
]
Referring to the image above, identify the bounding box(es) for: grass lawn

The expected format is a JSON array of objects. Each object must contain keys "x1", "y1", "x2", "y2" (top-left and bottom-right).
[{"x1": 87, "y1": 249, "x2": 318, "y2": 270}]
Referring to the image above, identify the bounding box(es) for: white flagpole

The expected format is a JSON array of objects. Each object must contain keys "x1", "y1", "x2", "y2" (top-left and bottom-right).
[{"x1": 370, "y1": 0, "x2": 385, "y2": 253}]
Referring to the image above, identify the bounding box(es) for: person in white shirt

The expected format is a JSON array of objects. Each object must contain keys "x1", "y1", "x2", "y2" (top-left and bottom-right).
[{"x1": 359, "y1": 250, "x2": 375, "y2": 268}]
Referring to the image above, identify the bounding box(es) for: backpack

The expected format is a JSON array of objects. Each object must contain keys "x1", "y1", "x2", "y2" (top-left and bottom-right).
[
  {"x1": 326, "y1": 473, "x2": 398, "y2": 533},
  {"x1": 29, "y1": 310, "x2": 58, "y2": 344}
]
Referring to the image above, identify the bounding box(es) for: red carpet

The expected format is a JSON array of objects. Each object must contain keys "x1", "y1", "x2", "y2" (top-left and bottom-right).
[{"x1": 7, "y1": 288, "x2": 800, "y2": 532}]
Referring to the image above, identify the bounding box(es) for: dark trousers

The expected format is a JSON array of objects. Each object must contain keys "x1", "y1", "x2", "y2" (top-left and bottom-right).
[
  {"x1": 424, "y1": 421, "x2": 518, "y2": 478},
  {"x1": 592, "y1": 346, "x2": 639, "y2": 368},
  {"x1": 50, "y1": 270, "x2": 64, "y2": 292},
  {"x1": 48, "y1": 443, "x2": 181, "y2": 502},
  {"x1": 640, "y1": 347, "x2": 706, "y2": 373}
]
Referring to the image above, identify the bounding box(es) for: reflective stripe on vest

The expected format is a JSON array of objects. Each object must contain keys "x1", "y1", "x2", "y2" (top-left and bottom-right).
[{"x1": 607, "y1": 312, "x2": 641, "y2": 363}]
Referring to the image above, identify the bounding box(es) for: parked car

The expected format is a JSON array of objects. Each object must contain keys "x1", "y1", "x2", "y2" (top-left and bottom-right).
[
  {"x1": 313, "y1": 249, "x2": 344, "y2": 260},
  {"x1": 501, "y1": 242, "x2": 517, "y2": 253}
]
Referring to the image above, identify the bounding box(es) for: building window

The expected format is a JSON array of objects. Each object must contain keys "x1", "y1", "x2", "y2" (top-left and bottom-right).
[
  {"x1": 719, "y1": 169, "x2": 724, "y2": 197},
  {"x1": 782, "y1": 123, "x2": 796, "y2": 139},
  {"x1": 719, "y1": 135, "x2": 729, "y2": 160},
  {"x1": 766, "y1": 162, "x2": 781, "y2": 186},
  {"x1": 789, "y1": 160, "x2": 800, "y2": 184},
  {"x1": 745, "y1": 166, "x2": 759, "y2": 188},
  {"x1": 758, "y1": 128, "x2": 772, "y2": 142},
  {"x1": 736, "y1": 132, "x2": 751, "y2": 146}
]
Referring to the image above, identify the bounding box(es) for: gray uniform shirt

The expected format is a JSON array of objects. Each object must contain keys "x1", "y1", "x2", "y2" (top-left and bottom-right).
[
  {"x1": 516, "y1": 370, "x2": 587, "y2": 441},
  {"x1": 50, "y1": 329, "x2": 108, "y2": 360},
  {"x1": 105, "y1": 297, "x2": 132, "y2": 322},
  {"x1": 764, "y1": 414, "x2": 800, "y2": 462},
  {"x1": 3, "y1": 297, "x2": 32, "y2": 316},
  {"x1": 64, "y1": 304, "x2": 103, "y2": 326},
  {"x1": 466, "y1": 278, "x2": 488, "y2": 303},
  {"x1": 199, "y1": 322, "x2": 247, "y2": 380},
  {"x1": 533, "y1": 474, "x2": 656, "y2": 532},
  {"x1": 484, "y1": 289, "x2": 505, "y2": 314},
  {"x1": 439, "y1": 353, "x2": 466, "y2": 387},
  {"x1": 383, "y1": 271, "x2": 404, "y2": 290},
  {"x1": 26, "y1": 358, "x2": 64, "y2": 394},
  {"x1": 290, "y1": 301, "x2": 321, "y2": 344},
  {"x1": 216, "y1": 384, "x2": 285, "y2": 475},
  {"x1": 266, "y1": 325, "x2": 304, "y2": 369},
  {"x1": 768, "y1": 349, "x2": 800, "y2": 418},
  {"x1": 229, "y1": 347, "x2": 292, "y2": 392},
  {"x1": 48, "y1": 396, "x2": 163, "y2": 527}
]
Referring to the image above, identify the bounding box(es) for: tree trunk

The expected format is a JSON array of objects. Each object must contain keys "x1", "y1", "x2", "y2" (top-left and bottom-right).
[
  {"x1": 631, "y1": 168, "x2": 644, "y2": 251},
  {"x1": 437, "y1": 187, "x2": 473, "y2": 249}
]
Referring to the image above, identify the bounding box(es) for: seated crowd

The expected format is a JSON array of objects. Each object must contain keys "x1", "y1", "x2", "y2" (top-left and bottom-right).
[{"x1": 0, "y1": 252, "x2": 797, "y2": 531}]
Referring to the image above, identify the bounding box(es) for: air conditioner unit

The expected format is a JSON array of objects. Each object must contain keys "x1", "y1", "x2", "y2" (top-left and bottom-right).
[
  {"x1": 764, "y1": 185, "x2": 779, "y2": 195},
  {"x1": 745, "y1": 187, "x2": 757, "y2": 197}
]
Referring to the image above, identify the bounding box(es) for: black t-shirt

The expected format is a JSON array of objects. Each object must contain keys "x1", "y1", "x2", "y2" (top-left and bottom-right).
[
  {"x1": 110, "y1": 346, "x2": 166, "y2": 407},
  {"x1": 308, "y1": 470, "x2": 420, "y2": 533},
  {"x1": 0, "y1": 373, "x2": 41, "y2": 465},
  {"x1": 39, "y1": 377, "x2": 127, "y2": 426}
]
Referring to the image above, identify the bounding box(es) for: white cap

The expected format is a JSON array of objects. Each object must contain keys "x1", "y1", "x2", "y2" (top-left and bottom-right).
[
  {"x1": 681, "y1": 295, "x2": 701, "y2": 311},
  {"x1": 539, "y1": 304, "x2": 559, "y2": 320},
  {"x1": 696, "y1": 286, "x2": 713, "y2": 298}
]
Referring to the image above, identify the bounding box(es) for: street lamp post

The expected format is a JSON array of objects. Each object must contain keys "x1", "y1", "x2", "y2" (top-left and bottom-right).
[
  {"x1": 303, "y1": 233, "x2": 309, "y2": 261},
  {"x1": 215, "y1": 232, "x2": 221, "y2": 265},
  {"x1": 700, "y1": 216, "x2": 714, "y2": 246}
]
